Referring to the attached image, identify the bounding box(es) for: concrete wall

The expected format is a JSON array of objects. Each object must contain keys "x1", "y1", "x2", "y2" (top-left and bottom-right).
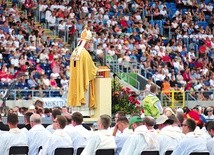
[
  {"x1": 4, "y1": 100, "x2": 34, "y2": 109},
  {"x1": 186, "y1": 101, "x2": 214, "y2": 108}
]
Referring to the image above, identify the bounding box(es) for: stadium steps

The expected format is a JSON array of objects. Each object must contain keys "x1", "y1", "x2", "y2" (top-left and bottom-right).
[
  {"x1": 6, "y1": 2, "x2": 72, "y2": 49},
  {"x1": 7, "y1": 1, "x2": 12, "y2": 7},
  {"x1": 43, "y1": 29, "x2": 53, "y2": 35}
]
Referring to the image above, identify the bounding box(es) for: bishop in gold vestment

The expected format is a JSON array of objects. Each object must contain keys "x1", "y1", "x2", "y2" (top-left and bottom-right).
[{"x1": 67, "y1": 28, "x2": 98, "y2": 109}]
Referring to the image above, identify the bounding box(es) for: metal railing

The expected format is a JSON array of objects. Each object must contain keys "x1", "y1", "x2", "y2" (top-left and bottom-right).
[
  {"x1": 106, "y1": 59, "x2": 141, "y2": 90},
  {"x1": 159, "y1": 90, "x2": 214, "y2": 107},
  {"x1": 0, "y1": 89, "x2": 62, "y2": 101},
  {"x1": 161, "y1": 90, "x2": 185, "y2": 108}
]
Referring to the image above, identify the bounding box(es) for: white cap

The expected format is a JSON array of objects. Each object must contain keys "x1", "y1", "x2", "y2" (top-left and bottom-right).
[
  {"x1": 156, "y1": 115, "x2": 169, "y2": 125},
  {"x1": 29, "y1": 105, "x2": 35, "y2": 110}
]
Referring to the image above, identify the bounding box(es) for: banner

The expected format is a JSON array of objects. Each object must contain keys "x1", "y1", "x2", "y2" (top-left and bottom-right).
[{"x1": 34, "y1": 97, "x2": 67, "y2": 108}]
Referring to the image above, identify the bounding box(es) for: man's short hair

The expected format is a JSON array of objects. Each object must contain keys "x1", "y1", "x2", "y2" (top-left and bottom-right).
[
  {"x1": 24, "y1": 111, "x2": 33, "y2": 123},
  {"x1": 56, "y1": 115, "x2": 67, "y2": 129},
  {"x1": 186, "y1": 118, "x2": 196, "y2": 132},
  {"x1": 144, "y1": 116, "x2": 155, "y2": 127},
  {"x1": 52, "y1": 109, "x2": 61, "y2": 119},
  {"x1": 72, "y1": 112, "x2": 83, "y2": 125},
  {"x1": 206, "y1": 121, "x2": 214, "y2": 131},
  {"x1": 116, "y1": 111, "x2": 126, "y2": 118},
  {"x1": 30, "y1": 113, "x2": 41, "y2": 124},
  {"x1": 100, "y1": 114, "x2": 111, "y2": 129},
  {"x1": 116, "y1": 116, "x2": 129, "y2": 124},
  {"x1": 150, "y1": 85, "x2": 157, "y2": 93},
  {"x1": 7, "y1": 113, "x2": 18, "y2": 125},
  {"x1": 64, "y1": 114, "x2": 72, "y2": 124}
]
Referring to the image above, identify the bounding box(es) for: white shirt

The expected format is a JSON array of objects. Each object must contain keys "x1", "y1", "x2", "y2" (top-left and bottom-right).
[
  {"x1": 0, "y1": 128, "x2": 28, "y2": 155},
  {"x1": 41, "y1": 129, "x2": 72, "y2": 155},
  {"x1": 115, "y1": 128, "x2": 133, "y2": 155},
  {"x1": 120, "y1": 125, "x2": 159, "y2": 155},
  {"x1": 43, "y1": 78, "x2": 50, "y2": 87},
  {"x1": 46, "y1": 124, "x2": 55, "y2": 133},
  {"x1": 157, "y1": 125, "x2": 184, "y2": 155},
  {"x1": 28, "y1": 124, "x2": 52, "y2": 155},
  {"x1": 60, "y1": 79, "x2": 69, "y2": 90},
  {"x1": 10, "y1": 58, "x2": 19, "y2": 67},
  {"x1": 81, "y1": 129, "x2": 116, "y2": 155},
  {"x1": 207, "y1": 138, "x2": 214, "y2": 154},
  {"x1": 65, "y1": 124, "x2": 91, "y2": 154},
  {"x1": 172, "y1": 132, "x2": 208, "y2": 155}
]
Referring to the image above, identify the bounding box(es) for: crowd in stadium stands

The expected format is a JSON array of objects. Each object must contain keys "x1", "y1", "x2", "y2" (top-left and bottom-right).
[
  {"x1": 1, "y1": 1, "x2": 214, "y2": 154},
  {"x1": 0, "y1": 105, "x2": 214, "y2": 155},
  {"x1": 0, "y1": 0, "x2": 214, "y2": 101}
]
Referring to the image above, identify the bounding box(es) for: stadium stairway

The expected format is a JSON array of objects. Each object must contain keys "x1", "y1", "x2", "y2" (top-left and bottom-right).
[{"x1": 6, "y1": 1, "x2": 72, "y2": 49}]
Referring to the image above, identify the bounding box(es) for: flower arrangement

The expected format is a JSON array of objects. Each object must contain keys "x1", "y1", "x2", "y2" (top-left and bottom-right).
[{"x1": 112, "y1": 78, "x2": 142, "y2": 115}]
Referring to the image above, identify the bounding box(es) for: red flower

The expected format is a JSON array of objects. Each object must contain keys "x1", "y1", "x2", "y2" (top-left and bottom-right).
[
  {"x1": 126, "y1": 87, "x2": 131, "y2": 93},
  {"x1": 136, "y1": 100, "x2": 141, "y2": 105}
]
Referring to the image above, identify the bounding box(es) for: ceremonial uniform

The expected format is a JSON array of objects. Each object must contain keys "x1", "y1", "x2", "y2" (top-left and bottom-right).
[{"x1": 67, "y1": 28, "x2": 97, "y2": 109}]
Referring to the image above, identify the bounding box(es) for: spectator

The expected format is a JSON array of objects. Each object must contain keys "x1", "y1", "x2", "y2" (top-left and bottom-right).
[
  {"x1": 42, "y1": 115, "x2": 72, "y2": 155},
  {"x1": 23, "y1": 111, "x2": 33, "y2": 130},
  {"x1": 46, "y1": 108, "x2": 61, "y2": 133},
  {"x1": 65, "y1": 112, "x2": 91, "y2": 154},
  {"x1": 172, "y1": 118, "x2": 208, "y2": 155},
  {"x1": 156, "y1": 115, "x2": 183, "y2": 155},
  {"x1": 81, "y1": 114, "x2": 116, "y2": 155},
  {"x1": 120, "y1": 116, "x2": 159, "y2": 155},
  {"x1": 0, "y1": 114, "x2": 9, "y2": 131},
  {"x1": 205, "y1": 107, "x2": 214, "y2": 121},
  {"x1": 0, "y1": 113, "x2": 28, "y2": 154},
  {"x1": 28, "y1": 113, "x2": 52, "y2": 155},
  {"x1": 206, "y1": 121, "x2": 214, "y2": 154},
  {"x1": 113, "y1": 116, "x2": 133, "y2": 155}
]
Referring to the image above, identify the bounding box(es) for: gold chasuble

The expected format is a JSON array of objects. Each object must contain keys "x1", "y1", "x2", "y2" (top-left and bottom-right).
[{"x1": 67, "y1": 28, "x2": 98, "y2": 109}]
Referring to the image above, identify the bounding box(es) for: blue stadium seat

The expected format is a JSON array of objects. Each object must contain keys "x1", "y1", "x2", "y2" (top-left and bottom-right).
[
  {"x1": 166, "y1": 2, "x2": 171, "y2": 9},
  {"x1": 182, "y1": 9, "x2": 187, "y2": 15},
  {"x1": 45, "y1": 70, "x2": 52, "y2": 78},
  {"x1": 51, "y1": 91, "x2": 60, "y2": 97},
  {"x1": 0, "y1": 82, "x2": 8, "y2": 89},
  {"x1": 108, "y1": 12, "x2": 115, "y2": 18},
  {"x1": 170, "y1": 2, "x2": 177, "y2": 8},
  {"x1": 205, "y1": 15, "x2": 210, "y2": 22},
  {"x1": 170, "y1": 8, "x2": 177, "y2": 19},
  {"x1": 197, "y1": 21, "x2": 208, "y2": 29},
  {"x1": 205, "y1": 0, "x2": 211, "y2": 4}
]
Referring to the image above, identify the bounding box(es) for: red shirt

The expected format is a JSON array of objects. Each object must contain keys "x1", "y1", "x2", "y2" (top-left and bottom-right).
[
  {"x1": 162, "y1": 55, "x2": 171, "y2": 62},
  {"x1": 205, "y1": 39, "x2": 212, "y2": 48},
  {"x1": 48, "y1": 53, "x2": 54, "y2": 62},
  {"x1": 195, "y1": 61, "x2": 203, "y2": 69},
  {"x1": 120, "y1": 19, "x2": 128, "y2": 28},
  {"x1": 199, "y1": 45, "x2": 206, "y2": 54}
]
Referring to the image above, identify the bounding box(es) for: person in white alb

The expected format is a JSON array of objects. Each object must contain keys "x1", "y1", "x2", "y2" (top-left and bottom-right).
[
  {"x1": 27, "y1": 113, "x2": 52, "y2": 155},
  {"x1": 113, "y1": 116, "x2": 133, "y2": 155},
  {"x1": 0, "y1": 113, "x2": 28, "y2": 155},
  {"x1": 156, "y1": 115, "x2": 184, "y2": 155},
  {"x1": 41, "y1": 115, "x2": 72, "y2": 155},
  {"x1": 206, "y1": 121, "x2": 214, "y2": 154},
  {"x1": 119, "y1": 116, "x2": 159, "y2": 155},
  {"x1": 81, "y1": 114, "x2": 116, "y2": 155},
  {"x1": 65, "y1": 112, "x2": 91, "y2": 155},
  {"x1": 46, "y1": 108, "x2": 61, "y2": 133},
  {"x1": 172, "y1": 118, "x2": 208, "y2": 155}
]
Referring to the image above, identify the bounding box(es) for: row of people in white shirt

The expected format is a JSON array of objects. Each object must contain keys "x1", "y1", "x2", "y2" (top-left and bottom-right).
[
  {"x1": 113, "y1": 114, "x2": 214, "y2": 155},
  {"x1": 0, "y1": 110, "x2": 116, "y2": 155},
  {"x1": 0, "y1": 111, "x2": 214, "y2": 155}
]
